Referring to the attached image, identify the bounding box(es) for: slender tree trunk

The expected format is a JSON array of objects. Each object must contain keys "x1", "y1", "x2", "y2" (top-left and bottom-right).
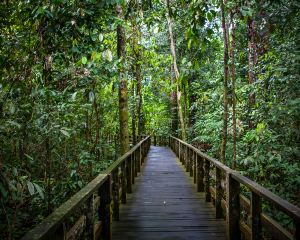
[
  {"x1": 220, "y1": 0, "x2": 229, "y2": 163},
  {"x1": 166, "y1": 0, "x2": 186, "y2": 141},
  {"x1": 170, "y1": 66, "x2": 178, "y2": 136},
  {"x1": 136, "y1": 61, "x2": 143, "y2": 137},
  {"x1": 188, "y1": 76, "x2": 197, "y2": 140},
  {"x1": 130, "y1": 1, "x2": 144, "y2": 138},
  {"x1": 247, "y1": 17, "x2": 257, "y2": 129},
  {"x1": 117, "y1": 5, "x2": 130, "y2": 154},
  {"x1": 230, "y1": 11, "x2": 237, "y2": 169},
  {"x1": 131, "y1": 82, "x2": 137, "y2": 145}
]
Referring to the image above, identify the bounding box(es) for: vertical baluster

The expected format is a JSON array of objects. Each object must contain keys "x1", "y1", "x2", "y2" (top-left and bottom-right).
[
  {"x1": 179, "y1": 142, "x2": 181, "y2": 162},
  {"x1": 141, "y1": 143, "x2": 145, "y2": 165},
  {"x1": 136, "y1": 146, "x2": 141, "y2": 173},
  {"x1": 99, "y1": 176, "x2": 112, "y2": 240},
  {"x1": 197, "y1": 155, "x2": 204, "y2": 192},
  {"x1": 84, "y1": 195, "x2": 94, "y2": 239},
  {"x1": 295, "y1": 219, "x2": 300, "y2": 240},
  {"x1": 251, "y1": 191, "x2": 261, "y2": 240},
  {"x1": 121, "y1": 161, "x2": 127, "y2": 204},
  {"x1": 190, "y1": 149, "x2": 193, "y2": 177},
  {"x1": 186, "y1": 146, "x2": 189, "y2": 171},
  {"x1": 132, "y1": 152, "x2": 136, "y2": 182},
  {"x1": 112, "y1": 169, "x2": 119, "y2": 220},
  {"x1": 204, "y1": 159, "x2": 211, "y2": 202},
  {"x1": 226, "y1": 172, "x2": 241, "y2": 240},
  {"x1": 193, "y1": 151, "x2": 197, "y2": 184},
  {"x1": 216, "y1": 167, "x2": 223, "y2": 218},
  {"x1": 141, "y1": 143, "x2": 143, "y2": 164},
  {"x1": 126, "y1": 155, "x2": 132, "y2": 193}
]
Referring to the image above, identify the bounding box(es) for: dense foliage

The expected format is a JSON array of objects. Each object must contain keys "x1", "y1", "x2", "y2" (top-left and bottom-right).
[{"x1": 0, "y1": 0, "x2": 299, "y2": 239}]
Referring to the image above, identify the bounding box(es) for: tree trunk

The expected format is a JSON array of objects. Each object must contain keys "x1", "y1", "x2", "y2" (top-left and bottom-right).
[
  {"x1": 166, "y1": 0, "x2": 186, "y2": 141},
  {"x1": 247, "y1": 17, "x2": 257, "y2": 129},
  {"x1": 230, "y1": 11, "x2": 237, "y2": 169},
  {"x1": 220, "y1": 0, "x2": 229, "y2": 163},
  {"x1": 117, "y1": 5, "x2": 130, "y2": 154},
  {"x1": 131, "y1": 82, "x2": 137, "y2": 145},
  {"x1": 170, "y1": 66, "x2": 178, "y2": 136}
]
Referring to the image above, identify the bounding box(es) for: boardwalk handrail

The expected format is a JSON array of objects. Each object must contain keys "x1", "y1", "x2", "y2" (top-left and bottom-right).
[
  {"x1": 169, "y1": 136, "x2": 300, "y2": 240},
  {"x1": 22, "y1": 136, "x2": 151, "y2": 240}
]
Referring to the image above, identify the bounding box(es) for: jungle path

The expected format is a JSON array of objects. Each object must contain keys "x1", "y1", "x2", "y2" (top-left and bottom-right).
[{"x1": 112, "y1": 146, "x2": 226, "y2": 240}]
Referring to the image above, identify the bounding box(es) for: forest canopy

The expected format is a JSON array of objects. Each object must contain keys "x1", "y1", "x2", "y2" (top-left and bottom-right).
[{"x1": 0, "y1": 0, "x2": 299, "y2": 239}]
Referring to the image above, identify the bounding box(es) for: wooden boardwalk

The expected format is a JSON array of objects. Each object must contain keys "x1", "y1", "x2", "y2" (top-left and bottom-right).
[{"x1": 112, "y1": 146, "x2": 227, "y2": 240}]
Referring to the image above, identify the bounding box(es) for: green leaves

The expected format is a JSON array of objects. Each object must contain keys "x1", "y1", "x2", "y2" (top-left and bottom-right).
[
  {"x1": 103, "y1": 49, "x2": 113, "y2": 62},
  {"x1": 27, "y1": 181, "x2": 35, "y2": 196},
  {"x1": 81, "y1": 56, "x2": 88, "y2": 65},
  {"x1": 60, "y1": 129, "x2": 71, "y2": 137},
  {"x1": 27, "y1": 181, "x2": 44, "y2": 199}
]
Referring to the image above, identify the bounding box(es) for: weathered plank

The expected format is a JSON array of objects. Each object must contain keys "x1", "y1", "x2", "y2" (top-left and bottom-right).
[{"x1": 112, "y1": 146, "x2": 226, "y2": 240}]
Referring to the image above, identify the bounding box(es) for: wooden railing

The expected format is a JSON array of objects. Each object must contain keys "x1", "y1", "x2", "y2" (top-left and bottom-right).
[
  {"x1": 22, "y1": 136, "x2": 151, "y2": 240},
  {"x1": 169, "y1": 136, "x2": 300, "y2": 240}
]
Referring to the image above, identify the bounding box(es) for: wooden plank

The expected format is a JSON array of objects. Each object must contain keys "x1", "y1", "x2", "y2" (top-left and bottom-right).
[{"x1": 112, "y1": 146, "x2": 226, "y2": 240}]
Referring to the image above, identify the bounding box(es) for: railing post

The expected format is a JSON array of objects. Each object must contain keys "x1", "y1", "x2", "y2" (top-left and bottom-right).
[
  {"x1": 197, "y1": 155, "x2": 204, "y2": 192},
  {"x1": 126, "y1": 156, "x2": 132, "y2": 193},
  {"x1": 215, "y1": 167, "x2": 223, "y2": 218},
  {"x1": 142, "y1": 142, "x2": 146, "y2": 162},
  {"x1": 85, "y1": 195, "x2": 94, "y2": 239},
  {"x1": 204, "y1": 159, "x2": 211, "y2": 202},
  {"x1": 112, "y1": 169, "x2": 119, "y2": 220},
  {"x1": 251, "y1": 191, "x2": 262, "y2": 240},
  {"x1": 99, "y1": 175, "x2": 112, "y2": 240},
  {"x1": 132, "y1": 152, "x2": 136, "y2": 182},
  {"x1": 179, "y1": 142, "x2": 181, "y2": 162},
  {"x1": 183, "y1": 145, "x2": 186, "y2": 168},
  {"x1": 121, "y1": 161, "x2": 126, "y2": 204},
  {"x1": 189, "y1": 149, "x2": 193, "y2": 177},
  {"x1": 295, "y1": 219, "x2": 300, "y2": 240},
  {"x1": 193, "y1": 151, "x2": 196, "y2": 183},
  {"x1": 226, "y1": 172, "x2": 241, "y2": 240},
  {"x1": 136, "y1": 146, "x2": 141, "y2": 173}
]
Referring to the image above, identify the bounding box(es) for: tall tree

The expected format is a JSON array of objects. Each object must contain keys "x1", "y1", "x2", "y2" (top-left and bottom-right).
[
  {"x1": 247, "y1": 15, "x2": 257, "y2": 129},
  {"x1": 166, "y1": 0, "x2": 187, "y2": 141},
  {"x1": 220, "y1": 0, "x2": 230, "y2": 163},
  {"x1": 117, "y1": 5, "x2": 130, "y2": 154},
  {"x1": 230, "y1": 10, "x2": 237, "y2": 169}
]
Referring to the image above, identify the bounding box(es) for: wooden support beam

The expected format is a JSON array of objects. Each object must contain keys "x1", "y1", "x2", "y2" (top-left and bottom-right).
[
  {"x1": 112, "y1": 170, "x2": 119, "y2": 220},
  {"x1": 98, "y1": 176, "x2": 112, "y2": 240},
  {"x1": 121, "y1": 161, "x2": 126, "y2": 204},
  {"x1": 216, "y1": 167, "x2": 223, "y2": 219},
  {"x1": 197, "y1": 155, "x2": 204, "y2": 192},
  {"x1": 251, "y1": 191, "x2": 261, "y2": 240},
  {"x1": 204, "y1": 159, "x2": 211, "y2": 202},
  {"x1": 226, "y1": 172, "x2": 240, "y2": 240},
  {"x1": 126, "y1": 156, "x2": 132, "y2": 193}
]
